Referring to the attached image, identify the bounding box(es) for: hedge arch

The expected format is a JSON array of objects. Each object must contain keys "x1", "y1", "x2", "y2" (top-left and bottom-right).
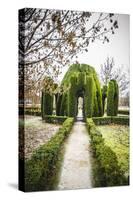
[
  {"x1": 41, "y1": 65, "x2": 119, "y2": 118},
  {"x1": 56, "y1": 64, "x2": 103, "y2": 118},
  {"x1": 107, "y1": 80, "x2": 119, "y2": 116}
]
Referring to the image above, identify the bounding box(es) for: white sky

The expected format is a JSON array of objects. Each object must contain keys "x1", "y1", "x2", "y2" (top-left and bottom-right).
[{"x1": 58, "y1": 13, "x2": 130, "y2": 82}]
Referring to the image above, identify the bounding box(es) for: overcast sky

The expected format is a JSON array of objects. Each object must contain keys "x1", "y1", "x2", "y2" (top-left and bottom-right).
[{"x1": 58, "y1": 13, "x2": 130, "y2": 82}]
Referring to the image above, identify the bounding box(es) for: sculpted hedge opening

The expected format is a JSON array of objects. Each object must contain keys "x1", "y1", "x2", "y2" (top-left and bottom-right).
[{"x1": 41, "y1": 64, "x2": 119, "y2": 118}]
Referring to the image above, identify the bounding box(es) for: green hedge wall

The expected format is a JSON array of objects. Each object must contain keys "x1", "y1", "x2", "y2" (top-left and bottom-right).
[
  {"x1": 84, "y1": 76, "x2": 94, "y2": 117},
  {"x1": 44, "y1": 115, "x2": 68, "y2": 124},
  {"x1": 101, "y1": 85, "x2": 107, "y2": 114},
  {"x1": 41, "y1": 91, "x2": 53, "y2": 118},
  {"x1": 56, "y1": 64, "x2": 103, "y2": 118},
  {"x1": 93, "y1": 75, "x2": 103, "y2": 116},
  {"x1": 24, "y1": 107, "x2": 41, "y2": 116},
  {"x1": 68, "y1": 76, "x2": 77, "y2": 117},
  {"x1": 93, "y1": 116, "x2": 129, "y2": 125},
  {"x1": 56, "y1": 93, "x2": 62, "y2": 116},
  {"x1": 86, "y1": 118, "x2": 128, "y2": 187},
  {"x1": 25, "y1": 117, "x2": 74, "y2": 192},
  {"x1": 111, "y1": 116, "x2": 129, "y2": 125},
  {"x1": 118, "y1": 110, "x2": 129, "y2": 115},
  {"x1": 107, "y1": 80, "x2": 119, "y2": 116}
]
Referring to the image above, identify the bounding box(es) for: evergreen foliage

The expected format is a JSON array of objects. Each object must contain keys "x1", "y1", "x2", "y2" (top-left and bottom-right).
[
  {"x1": 86, "y1": 118, "x2": 128, "y2": 187},
  {"x1": 25, "y1": 118, "x2": 74, "y2": 191},
  {"x1": 57, "y1": 64, "x2": 103, "y2": 118},
  {"x1": 41, "y1": 64, "x2": 119, "y2": 118},
  {"x1": 107, "y1": 80, "x2": 119, "y2": 116},
  {"x1": 102, "y1": 85, "x2": 107, "y2": 114},
  {"x1": 41, "y1": 92, "x2": 53, "y2": 118}
]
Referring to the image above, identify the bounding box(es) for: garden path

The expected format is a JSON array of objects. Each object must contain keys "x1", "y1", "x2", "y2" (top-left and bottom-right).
[{"x1": 58, "y1": 121, "x2": 92, "y2": 190}]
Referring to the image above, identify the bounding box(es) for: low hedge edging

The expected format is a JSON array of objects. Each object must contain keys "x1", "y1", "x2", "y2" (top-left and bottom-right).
[
  {"x1": 43, "y1": 115, "x2": 68, "y2": 124},
  {"x1": 24, "y1": 107, "x2": 41, "y2": 116},
  {"x1": 86, "y1": 118, "x2": 128, "y2": 187},
  {"x1": 118, "y1": 110, "x2": 129, "y2": 115},
  {"x1": 25, "y1": 110, "x2": 41, "y2": 116},
  {"x1": 93, "y1": 116, "x2": 129, "y2": 125},
  {"x1": 25, "y1": 117, "x2": 74, "y2": 192},
  {"x1": 111, "y1": 116, "x2": 129, "y2": 125}
]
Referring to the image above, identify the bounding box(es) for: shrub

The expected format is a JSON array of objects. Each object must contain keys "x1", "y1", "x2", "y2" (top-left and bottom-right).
[
  {"x1": 25, "y1": 117, "x2": 74, "y2": 192},
  {"x1": 86, "y1": 118, "x2": 128, "y2": 187},
  {"x1": 93, "y1": 116, "x2": 112, "y2": 125},
  {"x1": 56, "y1": 93, "x2": 62, "y2": 116},
  {"x1": 84, "y1": 76, "x2": 94, "y2": 117},
  {"x1": 41, "y1": 91, "x2": 53, "y2": 118},
  {"x1": 107, "y1": 80, "x2": 119, "y2": 116},
  {"x1": 111, "y1": 116, "x2": 129, "y2": 125},
  {"x1": 118, "y1": 110, "x2": 129, "y2": 115},
  {"x1": 93, "y1": 75, "x2": 103, "y2": 116},
  {"x1": 44, "y1": 115, "x2": 68, "y2": 124},
  {"x1": 68, "y1": 76, "x2": 77, "y2": 117},
  {"x1": 92, "y1": 116, "x2": 129, "y2": 125},
  {"x1": 24, "y1": 107, "x2": 41, "y2": 116},
  {"x1": 101, "y1": 85, "x2": 107, "y2": 114},
  {"x1": 56, "y1": 64, "x2": 103, "y2": 117}
]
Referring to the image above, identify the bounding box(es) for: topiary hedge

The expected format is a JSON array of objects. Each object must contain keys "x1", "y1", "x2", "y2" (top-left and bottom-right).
[
  {"x1": 107, "y1": 80, "x2": 119, "y2": 116},
  {"x1": 67, "y1": 75, "x2": 77, "y2": 117},
  {"x1": 24, "y1": 107, "x2": 41, "y2": 116},
  {"x1": 92, "y1": 116, "x2": 129, "y2": 125},
  {"x1": 41, "y1": 91, "x2": 53, "y2": 118},
  {"x1": 101, "y1": 85, "x2": 107, "y2": 114},
  {"x1": 84, "y1": 76, "x2": 94, "y2": 117},
  {"x1": 56, "y1": 64, "x2": 103, "y2": 118},
  {"x1": 118, "y1": 110, "x2": 129, "y2": 115},
  {"x1": 44, "y1": 115, "x2": 68, "y2": 124},
  {"x1": 86, "y1": 118, "x2": 128, "y2": 187},
  {"x1": 111, "y1": 116, "x2": 129, "y2": 125},
  {"x1": 25, "y1": 117, "x2": 74, "y2": 192}
]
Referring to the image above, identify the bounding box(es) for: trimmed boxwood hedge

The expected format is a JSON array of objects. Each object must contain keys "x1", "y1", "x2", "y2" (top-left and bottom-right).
[
  {"x1": 44, "y1": 115, "x2": 68, "y2": 124},
  {"x1": 86, "y1": 118, "x2": 128, "y2": 187},
  {"x1": 111, "y1": 116, "x2": 129, "y2": 125},
  {"x1": 24, "y1": 107, "x2": 41, "y2": 116},
  {"x1": 93, "y1": 116, "x2": 129, "y2": 125},
  {"x1": 107, "y1": 80, "x2": 119, "y2": 116},
  {"x1": 118, "y1": 110, "x2": 129, "y2": 115},
  {"x1": 25, "y1": 117, "x2": 74, "y2": 192}
]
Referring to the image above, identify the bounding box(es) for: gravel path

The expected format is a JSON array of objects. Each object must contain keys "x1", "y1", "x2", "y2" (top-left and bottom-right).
[{"x1": 58, "y1": 121, "x2": 92, "y2": 190}]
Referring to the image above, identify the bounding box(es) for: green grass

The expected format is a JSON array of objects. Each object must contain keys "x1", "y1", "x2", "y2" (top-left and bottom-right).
[{"x1": 97, "y1": 124, "x2": 129, "y2": 176}]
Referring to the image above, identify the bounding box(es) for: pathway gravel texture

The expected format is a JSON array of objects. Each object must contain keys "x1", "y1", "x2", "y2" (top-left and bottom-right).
[{"x1": 58, "y1": 121, "x2": 92, "y2": 190}]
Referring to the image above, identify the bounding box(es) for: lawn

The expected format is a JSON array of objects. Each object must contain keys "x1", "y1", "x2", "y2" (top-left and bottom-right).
[{"x1": 97, "y1": 124, "x2": 129, "y2": 177}]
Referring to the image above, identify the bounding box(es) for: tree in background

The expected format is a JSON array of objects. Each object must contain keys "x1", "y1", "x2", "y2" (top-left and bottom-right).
[
  {"x1": 19, "y1": 8, "x2": 119, "y2": 92},
  {"x1": 100, "y1": 56, "x2": 129, "y2": 98}
]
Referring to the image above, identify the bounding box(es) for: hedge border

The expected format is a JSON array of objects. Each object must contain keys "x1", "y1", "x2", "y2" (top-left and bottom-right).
[
  {"x1": 92, "y1": 116, "x2": 129, "y2": 125},
  {"x1": 43, "y1": 115, "x2": 68, "y2": 124},
  {"x1": 118, "y1": 110, "x2": 129, "y2": 115},
  {"x1": 24, "y1": 117, "x2": 74, "y2": 192},
  {"x1": 86, "y1": 118, "x2": 129, "y2": 187}
]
